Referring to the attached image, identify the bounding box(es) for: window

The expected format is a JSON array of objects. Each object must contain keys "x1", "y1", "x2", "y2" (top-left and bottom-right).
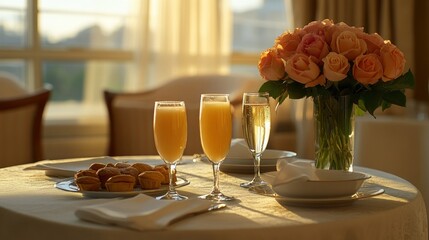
[
  {"x1": 0, "y1": 0, "x2": 139, "y2": 119},
  {"x1": 0, "y1": 0, "x2": 293, "y2": 119}
]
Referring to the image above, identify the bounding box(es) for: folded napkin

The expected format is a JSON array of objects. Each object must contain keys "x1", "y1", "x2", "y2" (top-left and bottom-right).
[
  {"x1": 227, "y1": 138, "x2": 252, "y2": 158},
  {"x1": 75, "y1": 194, "x2": 218, "y2": 231},
  {"x1": 271, "y1": 159, "x2": 318, "y2": 186}
]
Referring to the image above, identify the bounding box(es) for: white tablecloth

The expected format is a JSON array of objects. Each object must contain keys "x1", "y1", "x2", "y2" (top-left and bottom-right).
[{"x1": 0, "y1": 156, "x2": 427, "y2": 240}]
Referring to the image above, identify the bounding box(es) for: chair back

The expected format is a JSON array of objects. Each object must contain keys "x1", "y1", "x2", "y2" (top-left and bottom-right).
[
  {"x1": 0, "y1": 72, "x2": 27, "y2": 98},
  {"x1": 0, "y1": 75, "x2": 50, "y2": 167}
]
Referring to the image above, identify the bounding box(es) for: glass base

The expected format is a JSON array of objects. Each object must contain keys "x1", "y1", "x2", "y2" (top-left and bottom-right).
[
  {"x1": 248, "y1": 184, "x2": 276, "y2": 196},
  {"x1": 240, "y1": 179, "x2": 267, "y2": 188},
  {"x1": 198, "y1": 192, "x2": 234, "y2": 201},
  {"x1": 156, "y1": 192, "x2": 188, "y2": 201}
]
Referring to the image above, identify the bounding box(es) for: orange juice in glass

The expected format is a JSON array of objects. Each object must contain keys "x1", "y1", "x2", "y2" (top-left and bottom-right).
[
  {"x1": 199, "y1": 94, "x2": 234, "y2": 201},
  {"x1": 200, "y1": 101, "x2": 232, "y2": 162},
  {"x1": 153, "y1": 101, "x2": 187, "y2": 200}
]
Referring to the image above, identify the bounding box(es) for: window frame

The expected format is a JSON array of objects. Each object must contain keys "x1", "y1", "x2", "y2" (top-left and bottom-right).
[
  {"x1": 0, "y1": 0, "x2": 136, "y2": 92},
  {"x1": 1, "y1": 0, "x2": 280, "y2": 101}
]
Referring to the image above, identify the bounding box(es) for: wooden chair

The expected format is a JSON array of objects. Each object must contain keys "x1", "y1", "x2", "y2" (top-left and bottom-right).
[
  {"x1": 104, "y1": 74, "x2": 259, "y2": 156},
  {"x1": 0, "y1": 75, "x2": 51, "y2": 167}
]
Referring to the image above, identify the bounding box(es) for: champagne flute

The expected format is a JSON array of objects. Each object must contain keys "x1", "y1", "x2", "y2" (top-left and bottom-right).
[
  {"x1": 199, "y1": 94, "x2": 234, "y2": 201},
  {"x1": 240, "y1": 92, "x2": 271, "y2": 191},
  {"x1": 153, "y1": 101, "x2": 188, "y2": 200}
]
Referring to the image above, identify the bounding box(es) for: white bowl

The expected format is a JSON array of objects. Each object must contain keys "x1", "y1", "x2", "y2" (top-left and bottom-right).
[{"x1": 264, "y1": 170, "x2": 370, "y2": 198}]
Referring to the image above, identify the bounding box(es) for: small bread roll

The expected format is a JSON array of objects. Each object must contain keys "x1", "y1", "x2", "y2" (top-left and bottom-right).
[
  {"x1": 96, "y1": 167, "x2": 121, "y2": 188},
  {"x1": 131, "y1": 163, "x2": 153, "y2": 174},
  {"x1": 74, "y1": 169, "x2": 97, "y2": 179},
  {"x1": 153, "y1": 165, "x2": 176, "y2": 184},
  {"x1": 115, "y1": 162, "x2": 131, "y2": 168},
  {"x1": 138, "y1": 171, "x2": 164, "y2": 189},
  {"x1": 105, "y1": 174, "x2": 135, "y2": 192},
  {"x1": 75, "y1": 176, "x2": 101, "y2": 191},
  {"x1": 89, "y1": 163, "x2": 106, "y2": 171},
  {"x1": 120, "y1": 167, "x2": 140, "y2": 186}
]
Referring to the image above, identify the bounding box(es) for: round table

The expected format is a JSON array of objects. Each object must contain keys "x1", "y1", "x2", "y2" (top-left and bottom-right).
[{"x1": 0, "y1": 156, "x2": 427, "y2": 240}]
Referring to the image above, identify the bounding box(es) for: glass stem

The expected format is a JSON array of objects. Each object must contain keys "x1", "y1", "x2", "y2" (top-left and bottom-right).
[
  {"x1": 168, "y1": 163, "x2": 177, "y2": 195},
  {"x1": 211, "y1": 163, "x2": 221, "y2": 194},
  {"x1": 252, "y1": 153, "x2": 263, "y2": 183}
]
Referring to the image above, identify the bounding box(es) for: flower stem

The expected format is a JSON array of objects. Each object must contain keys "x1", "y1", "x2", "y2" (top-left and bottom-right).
[{"x1": 314, "y1": 95, "x2": 354, "y2": 171}]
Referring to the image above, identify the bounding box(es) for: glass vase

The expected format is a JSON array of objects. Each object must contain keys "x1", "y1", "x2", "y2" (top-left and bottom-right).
[{"x1": 313, "y1": 95, "x2": 355, "y2": 171}]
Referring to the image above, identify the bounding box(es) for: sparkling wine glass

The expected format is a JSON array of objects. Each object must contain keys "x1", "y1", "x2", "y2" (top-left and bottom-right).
[
  {"x1": 153, "y1": 101, "x2": 188, "y2": 200},
  {"x1": 199, "y1": 94, "x2": 234, "y2": 201},
  {"x1": 240, "y1": 92, "x2": 271, "y2": 191}
]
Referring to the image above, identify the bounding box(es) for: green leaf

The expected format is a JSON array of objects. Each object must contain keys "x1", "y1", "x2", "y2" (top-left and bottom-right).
[
  {"x1": 381, "y1": 101, "x2": 392, "y2": 111},
  {"x1": 354, "y1": 105, "x2": 366, "y2": 116},
  {"x1": 278, "y1": 92, "x2": 288, "y2": 105},
  {"x1": 259, "y1": 81, "x2": 285, "y2": 99},
  {"x1": 357, "y1": 99, "x2": 367, "y2": 112},
  {"x1": 382, "y1": 90, "x2": 406, "y2": 107},
  {"x1": 360, "y1": 91, "x2": 383, "y2": 116},
  {"x1": 382, "y1": 70, "x2": 415, "y2": 91},
  {"x1": 287, "y1": 81, "x2": 307, "y2": 99}
]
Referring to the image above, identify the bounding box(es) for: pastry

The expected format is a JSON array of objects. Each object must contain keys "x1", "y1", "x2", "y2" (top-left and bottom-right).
[
  {"x1": 89, "y1": 163, "x2": 106, "y2": 171},
  {"x1": 131, "y1": 163, "x2": 153, "y2": 174},
  {"x1": 74, "y1": 169, "x2": 97, "y2": 179},
  {"x1": 96, "y1": 167, "x2": 121, "y2": 188},
  {"x1": 153, "y1": 165, "x2": 176, "y2": 184},
  {"x1": 120, "y1": 166, "x2": 140, "y2": 186},
  {"x1": 138, "y1": 171, "x2": 164, "y2": 189},
  {"x1": 154, "y1": 164, "x2": 168, "y2": 170},
  {"x1": 105, "y1": 174, "x2": 135, "y2": 192},
  {"x1": 75, "y1": 176, "x2": 101, "y2": 191},
  {"x1": 114, "y1": 162, "x2": 131, "y2": 168}
]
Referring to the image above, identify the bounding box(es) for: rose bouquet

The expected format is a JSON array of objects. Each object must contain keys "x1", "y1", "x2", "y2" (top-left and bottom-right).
[{"x1": 258, "y1": 19, "x2": 414, "y2": 170}]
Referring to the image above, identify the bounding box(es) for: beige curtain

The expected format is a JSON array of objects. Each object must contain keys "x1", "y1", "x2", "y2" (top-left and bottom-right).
[
  {"x1": 137, "y1": 0, "x2": 232, "y2": 89},
  {"x1": 290, "y1": 0, "x2": 429, "y2": 102},
  {"x1": 83, "y1": 0, "x2": 232, "y2": 104}
]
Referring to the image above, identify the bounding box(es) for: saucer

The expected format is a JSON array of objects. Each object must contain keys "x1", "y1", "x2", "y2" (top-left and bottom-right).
[
  {"x1": 249, "y1": 184, "x2": 384, "y2": 207},
  {"x1": 275, "y1": 188, "x2": 384, "y2": 207},
  {"x1": 220, "y1": 150, "x2": 296, "y2": 174}
]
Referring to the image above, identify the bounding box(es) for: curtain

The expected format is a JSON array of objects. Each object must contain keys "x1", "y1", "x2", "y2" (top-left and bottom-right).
[
  {"x1": 290, "y1": 0, "x2": 428, "y2": 101},
  {"x1": 137, "y1": 0, "x2": 232, "y2": 89},
  {"x1": 83, "y1": 0, "x2": 232, "y2": 104}
]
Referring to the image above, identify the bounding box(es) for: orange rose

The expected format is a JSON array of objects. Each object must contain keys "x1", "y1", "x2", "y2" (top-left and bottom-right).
[
  {"x1": 322, "y1": 52, "x2": 350, "y2": 81},
  {"x1": 358, "y1": 32, "x2": 385, "y2": 54},
  {"x1": 296, "y1": 33, "x2": 330, "y2": 65},
  {"x1": 305, "y1": 74, "x2": 326, "y2": 87},
  {"x1": 275, "y1": 29, "x2": 303, "y2": 60},
  {"x1": 285, "y1": 53, "x2": 320, "y2": 84},
  {"x1": 380, "y1": 42, "x2": 406, "y2": 82},
  {"x1": 331, "y1": 30, "x2": 367, "y2": 60},
  {"x1": 258, "y1": 48, "x2": 285, "y2": 80},
  {"x1": 352, "y1": 54, "x2": 383, "y2": 85},
  {"x1": 302, "y1": 19, "x2": 334, "y2": 42}
]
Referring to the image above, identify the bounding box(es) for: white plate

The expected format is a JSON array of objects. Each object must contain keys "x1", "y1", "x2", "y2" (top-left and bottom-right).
[
  {"x1": 220, "y1": 150, "x2": 296, "y2": 174},
  {"x1": 26, "y1": 156, "x2": 192, "y2": 177},
  {"x1": 263, "y1": 170, "x2": 371, "y2": 198},
  {"x1": 55, "y1": 177, "x2": 190, "y2": 198},
  {"x1": 275, "y1": 188, "x2": 384, "y2": 207}
]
